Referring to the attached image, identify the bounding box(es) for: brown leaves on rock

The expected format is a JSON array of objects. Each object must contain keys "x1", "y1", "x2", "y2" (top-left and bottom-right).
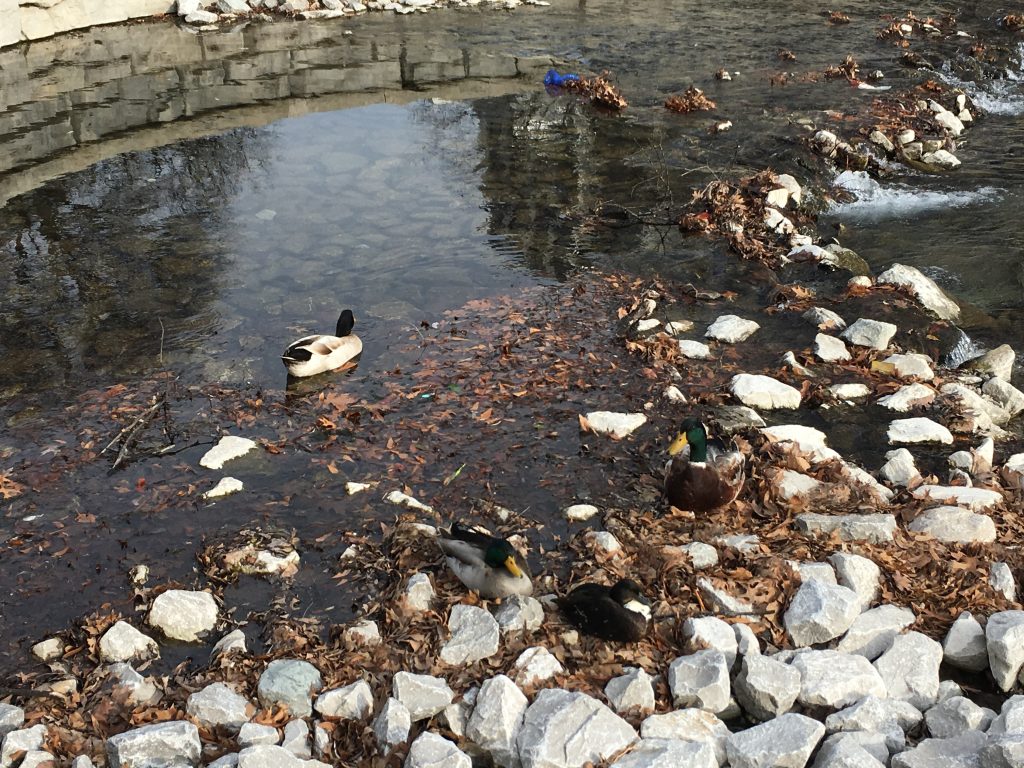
[
  {"x1": 1003, "y1": 14, "x2": 1024, "y2": 31},
  {"x1": 563, "y1": 71, "x2": 628, "y2": 110},
  {"x1": 665, "y1": 87, "x2": 716, "y2": 113},
  {"x1": 824, "y1": 55, "x2": 859, "y2": 81},
  {"x1": 826, "y1": 10, "x2": 851, "y2": 24}
]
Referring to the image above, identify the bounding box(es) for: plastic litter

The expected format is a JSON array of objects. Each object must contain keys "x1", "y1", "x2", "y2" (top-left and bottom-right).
[{"x1": 544, "y1": 69, "x2": 580, "y2": 87}]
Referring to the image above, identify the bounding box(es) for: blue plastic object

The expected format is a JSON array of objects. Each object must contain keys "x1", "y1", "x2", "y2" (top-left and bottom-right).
[{"x1": 544, "y1": 69, "x2": 580, "y2": 87}]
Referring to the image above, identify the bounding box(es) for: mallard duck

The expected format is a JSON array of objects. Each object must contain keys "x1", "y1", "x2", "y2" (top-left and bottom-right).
[
  {"x1": 281, "y1": 309, "x2": 362, "y2": 378},
  {"x1": 665, "y1": 417, "x2": 745, "y2": 512},
  {"x1": 438, "y1": 523, "x2": 533, "y2": 599},
  {"x1": 558, "y1": 578, "x2": 650, "y2": 642}
]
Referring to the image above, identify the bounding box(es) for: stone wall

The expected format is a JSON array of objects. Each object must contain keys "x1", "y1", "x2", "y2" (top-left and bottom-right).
[{"x1": 0, "y1": 0, "x2": 175, "y2": 47}]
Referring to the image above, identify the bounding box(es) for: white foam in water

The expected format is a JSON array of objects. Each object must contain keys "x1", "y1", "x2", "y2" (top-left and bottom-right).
[
  {"x1": 942, "y1": 42, "x2": 1024, "y2": 116},
  {"x1": 829, "y1": 170, "x2": 1000, "y2": 220}
]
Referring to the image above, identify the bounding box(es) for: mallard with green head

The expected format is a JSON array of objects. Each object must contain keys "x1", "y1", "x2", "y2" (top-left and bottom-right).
[
  {"x1": 558, "y1": 578, "x2": 650, "y2": 642},
  {"x1": 438, "y1": 523, "x2": 533, "y2": 599},
  {"x1": 665, "y1": 417, "x2": 745, "y2": 512}
]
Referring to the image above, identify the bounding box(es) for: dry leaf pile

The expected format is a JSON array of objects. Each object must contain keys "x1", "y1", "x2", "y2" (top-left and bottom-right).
[
  {"x1": 664, "y1": 87, "x2": 717, "y2": 114},
  {"x1": 562, "y1": 71, "x2": 628, "y2": 111}
]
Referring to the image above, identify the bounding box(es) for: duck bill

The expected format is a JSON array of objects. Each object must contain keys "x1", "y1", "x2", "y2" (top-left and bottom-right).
[
  {"x1": 668, "y1": 433, "x2": 688, "y2": 456},
  {"x1": 504, "y1": 556, "x2": 524, "y2": 578}
]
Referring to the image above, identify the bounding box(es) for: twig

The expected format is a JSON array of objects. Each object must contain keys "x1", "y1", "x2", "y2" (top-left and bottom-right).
[
  {"x1": 158, "y1": 317, "x2": 165, "y2": 365},
  {"x1": 100, "y1": 397, "x2": 165, "y2": 455},
  {"x1": 0, "y1": 685, "x2": 63, "y2": 701},
  {"x1": 102, "y1": 395, "x2": 167, "y2": 471}
]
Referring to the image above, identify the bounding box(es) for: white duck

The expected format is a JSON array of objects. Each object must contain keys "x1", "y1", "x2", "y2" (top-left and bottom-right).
[{"x1": 281, "y1": 309, "x2": 362, "y2": 378}]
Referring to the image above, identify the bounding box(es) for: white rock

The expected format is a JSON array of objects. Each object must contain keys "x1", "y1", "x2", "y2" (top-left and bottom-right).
[
  {"x1": 211, "y1": 629, "x2": 247, "y2": 658},
  {"x1": 494, "y1": 596, "x2": 544, "y2": 634},
  {"x1": 803, "y1": 307, "x2": 847, "y2": 331},
  {"x1": 829, "y1": 383, "x2": 872, "y2": 400},
  {"x1": 639, "y1": 709, "x2": 729, "y2": 764},
  {"x1": 31, "y1": 637, "x2": 63, "y2": 662},
  {"x1": 921, "y1": 149, "x2": 962, "y2": 169},
  {"x1": 987, "y1": 611, "x2": 1024, "y2": 691},
  {"x1": 880, "y1": 448, "x2": 921, "y2": 487},
  {"x1": 761, "y1": 424, "x2": 840, "y2": 462},
  {"x1": 984, "y1": 377, "x2": 1024, "y2": 419},
  {"x1": 795, "y1": 513, "x2": 896, "y2": 543},
  {"x1": 392, "y1": 672, "x2": 453, "y2": 722},
  {"x1": 516, "y1": 689, "x2": 637, "y2": 768},
  {"x1": 105, "y1": 721, "x2": 200, "y2": 768},
  {"x1": 667, "y1": 650, "x2": 731, "y2": 713},
  {"x1": 938, "y1": 680, "x2": 964, "y2": 702},
  {"x1": 106, "y1": 662, "x2": 159, "y2": 706},
  {"x1": 991, "y1": 562, "x2": 1017, "y2": 602},
  {"x1": 200, "y1": 436, "x2": 257, "y2": 469},
  {"x1": 981, "y1": 734, "x2": 1024, "y2": 767},
  {"x1": 849, "y1": 275, "x2": 872, "y2": 288},
  {"x1": 1, "y1": 706, "x2": 26, "y2": 741},
  {"x1": 883, "y1": 352, "x2": 935, "y2": 380},
  {"x1": 829, "y1": 553, "x2": 880, "y2": 611},
  {"x1": 784, "y1": 580, "x2": 861, "y2": 646},
  {"x1": 99, "y1": 621, "x2": 159, "y2": 663},
  {"x1": 877, "y1": 383, "x2": 936, "y2": 412},
  {"x1": 238, "y1": 722, "x2": 280, "y2": 748},
  {"x1": 715, "y1": 533, "x2": 762, "y2": 553},
  {"x1": 440, "y1": 687, "x2": 477, "y2": 739},
  {"x1": 186, "y1": 682, "x2": 251, "y2": 731},
  {"x1": 148, "y1": 590, "x2": 218, "y2": 642},
  {"x1": 696, "y1": 577, "x2": 754, "y2": 617},
  {"x1": 734, "y1": 654, "x2": 800, "y2": 721},
  {"x1": 812, "y1": 734, "x2": 886, "y2": 768},
  {"x1": 236, "y1": 745, "x2": 324, "y2": 767},
  {"x1": 962, "y1": 344, "x2": 1015, "y2": 381},
  {"x1": 734, "y1": 623, "x2": 760, "y2": 656},
  {"x1": 706, "y1": 315, "x2": 760, "y2": 343},
  {"x1": 583, "y1": 411, "x2": 647, "y2": 439},
  {"x1": 384, "y1": 490, "x2": 434, "y2": 513},
  {"x1": 731, "y1": 374, "x2": 802, "y2": 410},
  {"x1": 609, "y1": 739, "x2": 717, "y2": 768},
  {"x1": 402, "y1": 573, "x2": 435, "y2": 612},
  {"x1": 836, "y1": 604, "x2": 915, "y2": 660},
  {"x1": 635, "y1": 318, "x2": 660, "y2": 333},
  {"x1": 466, "y1": 675, "x2": 527, "y2": 768},
  {"x1": 766, "y1": 187, "x2": 790, "y2": 209},
  {"x1": 663, "y1": 385, "x2": 687, "y2": 404},
  {"x1": 941, "y1": 381, "x2": 1011, "y2": 429},
  {"x1": 814, "y1": 334, "x2": 850, "y2": 363},
  {"x1": 405, "y1": 731, "x2": 470, "y2": 768},
  {"x1": 665, "y1": 320, "x2": 696, "y2": 336},
  {"x1": 682, "y1": 616, "x2": 739, "y2": 669},
  {"x1": 440, "y1": 605, "x2": 499, "y2": 665},
  {"x1": 775, "y1": 471, "x2": 825, "y2": 502},
  {"x1": 842, "y1": 319, "x2": 898, "y2": 350},
  {"x1": 344, "y1": 619, "x2": 380, "y2": 645},
  {"x1": 925, "y1": 696, "x2": 994, "y2": 738},
  {"x1": 933, "y1": 110, "x2": 965, "y2": 136},
  {"x1": 943, "y1": 612, "x2": 988, "y2": 672},
  {"x1": 315, "y1": 680, "x2": 373, "y2": 720},
  {"x1": 176, "y1": 0, "x2": 201, "y2": 13},
  {"x1": 908, "y1": 506, "x2": 997, "y2": 543},
  {"x1": 345, "y1": 481, "x2": 373, "y2": 495},
  {"x1": 826, "y1": 695, "x2": 924, "y2": 748},
  {"x1": 605, "y1": 668, "x2": 656, "y2": 716},
  {"x1": 677, "y1": 340, "x2": 713, "y2": 359},
  {"x1": 1, "y1": 725, "x2": 47, "y2": 767},
  {"x1": 203, "y1": 477, "x2": 244, "y2": 499},
  {"x1": 873, "y1": 631, "x2": 943, "y2": 710},
  {"x1": 891, "y1": 732, "x2": 987, "y2": 768},
  {"x1": 373, "y1": 698, "x2": 411, "y2": 753},
  {"x1": 987, "y1": 695, "x2": 1024, "y2": 735},
  {"x1": 563, "y1": 503, "x2": 600, "y2": 521},
  {"x1": 512, "y1": 646, "x2": 563, "y2": 686},
  {"x1": 725, "y1": 713, "x2": 824, "y2": 768},
  {"x1": 791, "y1": 650, "x2": 887, "y2": 709},
  {"x1": 223, "y1": 546, "x2": 299, "y2": 577},
  {"x1": 281, "y1": 719, "x2": 309, "y2": 758},
  {"x1": 764, "y1": 207, "x2": 795, "y2": 234},
  {"x1": 877, "y1": 264, "x2": 960, "y2": 321},
  {"x1": 776, "y1": 174, "x2": 803, "y2": 203},
  {"x1": 256, "y1": 659, "x2": 322, "y2": 718},
  {"x1": 20, "y1": 752, "x2": 57, "y2": 768},
  {"x1": 586, "y1": 530, "x2": 621, "y2": 554},
  {"x1": 910, "y1": 485, "x2": 1003, "y2": 511},
  {"x1": 888, "y1": 417, "x2": 953, "y2": 444}
]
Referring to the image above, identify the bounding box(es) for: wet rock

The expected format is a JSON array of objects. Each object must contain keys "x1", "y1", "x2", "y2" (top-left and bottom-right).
[
  {"x1": 665, "y1": 320, "x2": 696, "y2": 336},
  {"x1": 373, "y1": 698, "x2": 411, "y2": 754},
  {"x1": 345, "y1": 481, "x2": 374, "y2": 495},
  {"x1": 212, "y1": 629, "x2": 247, "y2": 659},
  {"x1": 696, "y1": 577, "x2": 755, "y2": 617},
  {"x1": 713, "y1": 405, "x2": 766, "y2": 432},
  {"x1": 910, "y1": 485, "x2": 1003, "y2": 511},
  {"x1": 238, "y1": 723, "x2": 279, "y2": 748},
  {"x1": 761, "y1": 424, "x2": 840, "y2": 462},
  {"x1": 734, "y1": 654, "x2": 800, "y2": 721},
  {"x1": 784, "y1": 580, "x2": 861, "y2": 646},
  {"x1": 883, "y1": 352, "x2": 936, "y2": 380},
  {"x1": 830, "y1": 383, "x2": 872, "y2": 400},
  {"x1": 583, "y1": 411, "x2": 647, "y2": 439},
  {"x1": 795, "y1": 513, "x2": 896, "y2": 543},
  {"x1": 961, "y1": 344, "x2": 1015, "y2": 381},
  {"x1": 681, "y1": 542, "x2": 718, "y2": 569},
  {"x1": 991, "y1": 563, "x2": 1017, "y2": 602},
  {"x1": 682, "y1": 616, "x2": 738, "y2": 669},
  {"x1": 257, "y1": 660, "x2": 322, "y2": 717},
  {"x1": 223, "y1": 545, "x2": 299, "y2": 577},
  {"x1": 791, "y1": 650, "x2": 887, "y2": 709},
  {"x1": 494, "y1": 596, "x2": 544, "y2": 634},
  {"x1": 203, "y1": 477, "x2": 244, "y2": 500},
  {"x1": 984, "y1": 378, "x2": 1024, "y2": 419},
  {"x1": 880, "y1": 448, "x2": 921, "y2": 487},
  {"x1": 405, "y1": 732, "x2": 470, "y2": 768},
  {"x1": 441, "y1": 605, "x2": 500, "y2": 665},
  {"x1": 878, "y1": 383, "x2": 936, "y2": 412},
  {"x1": 908, "y1": 506, "x2": 997, "y2": 543},
  {"x1": 563, "y1": 503, "x2": 600, "y2": 521},
  {"x1": 0, "y1": 705, "x2": 24, "y2": 740},
  {"x1": 667, "y1": 650, "x2": 730, "y2": 713},
  {"x1": 605, "y1": 668, "x2": 656, "y2": 716},
  {"x1": 402, "y1": 573, "x2": 435, "y2": 612},
  {"x1": 635, "y1": 318, "x2": 660, "y2": 334},
  {"x1": 639, "y1": 709, "x2": 729, "y2": 764},
  {"x1": 281, "y1": 720, "x2": 310, "y2": 759},
  {"x1": 987, "y1": 611, "x2": 1024, "y2": 691},
  {"x1": 609, "y1": 739, "x2": 717, "y2": 768},
  {"x1": 774, "y1": 470, "x2": 824, "y2": 502},
  {"x1": 891, "y1": 731, "x2": 987, "y2": 768},
  {"x1": 513, "y1": 647, "x2": 563, "y2": 686},
  {"x1": 517, "y1": 689, "x2": 637, "y2": 768},
  {"x1": 186, "y1": 683, "x2": 251, "y2": 732},
  {"x1": 925, "y1": 696, "x2": 994, "y2": 738},
  {"x1": 877, "y1": 264, "x2": 960, "y2": 321},
  {"x1": 706, "y1": 315, "x2": 760, "y2": 343},
  {"x1": 677, "y1": 339, "x2": 713, "y2": 359},
  {"x1": 888, "y1": 417, "x2": 953, "y2": 444},
  {"x1": 943, "y1": 612, "x2": 988, "y2": 672},
  {"x1": 837, "y1": 604, "x2": 915, "y2": 660},
  {"x1": 465, "y1": 674, "x2": 526, "y2": 768},
  {"x1": 200, "y1": 435, "x2": 257, "y2": 469},
  {"x1": 384, "y1": 490, "x2": 434, "y2": 513},
  {"x1": 725, "y1": 713, "x2": 824, "y2": 768},
  {"x1": 922, "y1": 149, "x2": 962, "y2": 169},
  {"x1": 731, "y1": 374, "x2": 802, "y2": 410},
  {"x1": 344, "y1": 619, "x2": 380, "y2": 646},
  {"x1": 148, "y1": 590, "x2": 219, "y2": 642},
  {"x1": 802, "y1": 307, "x2": 847, "y2": 331},
  {"x1": 105, "y1": 721, "x2": 200, "y2": 768},
  {"x1": 874, "y1": 631, "x2": 942, "y2": 710},
  {"x1": 814, "y1": 333, "x2": 851, "y2": 362},
  {"x1": 842, "y1": 319, "x2": 898, "y2": 350},
  {"x1": 99, "y1": 621, "x2": 159, "y2": 663},
  {"x1": 315, "y1": 680, "x2": 372, "y2": 720}
]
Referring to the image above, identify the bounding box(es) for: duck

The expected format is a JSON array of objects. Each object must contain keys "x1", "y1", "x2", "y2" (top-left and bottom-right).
[
  {"x1": 281, "y1": 309, "x2": 362, "y2": 378},
  {"x1": 558, "y1": 578, "x2": 650, "y2": 642},
  {"x1": 664, "y1": 417, "x2": 745, "y2": 512},
  {"x1": 438, "y1": 523, "x2": 533, "y2": 599}
]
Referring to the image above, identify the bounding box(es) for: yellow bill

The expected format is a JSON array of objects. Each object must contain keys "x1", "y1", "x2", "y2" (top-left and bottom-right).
[
  {"x1": 668, "y1": 432, "x2": 689, "y2": 456},
  {"x1": 504, "y1": 556, "x2": 524, "y2": 578}
]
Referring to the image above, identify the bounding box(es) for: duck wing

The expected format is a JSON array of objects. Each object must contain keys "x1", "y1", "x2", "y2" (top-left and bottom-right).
[
  {"x1": 281, "y1": 334, "x2": 324, "y2": 362},
  {"x1": 438, "y1": 524, "x2": 494, "y2": 567}
]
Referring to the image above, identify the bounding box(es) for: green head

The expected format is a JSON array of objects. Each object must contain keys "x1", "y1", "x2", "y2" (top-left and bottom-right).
[
  {"x1": 668, "y1": 418, "x2": 708, "y2": 462},
  {"x1": 485, "y1": 540, "x2": 525, "y2": 578}
]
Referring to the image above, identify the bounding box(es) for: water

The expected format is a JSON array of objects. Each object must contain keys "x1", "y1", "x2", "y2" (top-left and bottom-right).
[{"x1": 1, "y1": 0, "x2": 1023, "y2": 667}]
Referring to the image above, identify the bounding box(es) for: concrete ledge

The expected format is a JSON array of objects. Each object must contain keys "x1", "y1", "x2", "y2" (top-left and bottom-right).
[{"x1": 0, "y1": 0, "x2": 175, "y2": 47}]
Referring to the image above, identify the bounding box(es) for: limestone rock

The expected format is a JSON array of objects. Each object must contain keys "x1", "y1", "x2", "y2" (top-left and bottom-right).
[
  {"x1": 105, "y1": 721, "x2": 200, "y2": 768},
  {"x1": 725, "y1": 713, "x2": 825, "y2": 768},
  {"x1": 639, "y1": 709, "x2": 729, "y2": 765},
  {"x1": 830, "y1": 383, "x2": 872, "y2": 400},
  {"x1": 908, "y1": 506, "x2": 997, "y2": 543},
  {"x1": 441, "y1": 687, "x2": 478, "y2": 740},
  {"x1": 681, "y1": 616, "x2": 738, "y2": 670},
  {"x1": 31, "y1": 637, "x2": 62, "y2": 662},
  {"x1": 373, "y1": 698, "x2": 411, "y2": 754},
  {"x1": 440, "y1": 605, "x2": 500, "y2": 665},
  {"x1": 203, "y1": 477, "x2": 243, "y2": 499},
  {"x1": 585, "y1": 531, "x2": 621, "y2": 555},
  {"x1": 583, "y1": 411, "x2": 647, "y2": 439},
  {"x1": 1, "y1": 725, "x2": 47, "y2": 767},
  {"x1": 880, "y1": 448, "x2": 921, "y2": 487},
  {"x1": 236, "y1": 745, "x2": 328, "y2": 767},
  {"x1": 837, "y1": 604, "x2": 915, "y2": 660},
  {"x1": 678, "y1": 340, "x2": 713, "y2": 359},
  {"x1": 829, "y1": 553, "x2": 880, "y2": 612},
  {"x1": 211, "y1": 629, "x2": 247, "y2": 659},
  {"x1": 384, "y1": 490, "x2": 434, "y2": 513},
  {"x1": 99, "y1": 621, "x2": 159, "y2": 663},
  {"x1": 803, "y1": 307, "x2": 847, "y2": 331},
  {"x1": 981, "y1": 734, "x2": 1024, "y2": 768},
  {"x1": 943, "y1": 611, "x2": 989, "y2": 672},
  {"x1": 0, "y1": 705, "x2": 25, "y2": 740},
  {"x1": 774, "y1": 470, "x2": 825, "y2": 502},
  {"x1": 200, "y1": 436, "x2": 257, "y2": 469},
  {"x1": 984, "y1": 377, "x2": 1024, "y2": 419},
  {"x1": 186, "y1": 682, "x2": 251, "y2": 731},
  {"x1": 405, "y1": 732, "x2": 470, "y2": 768},
  {"x1": 237, "y1": 723, "x2": 279, "y2": 748},
  {"x1": 465, "y1": 675, "x2": 527, "y2": 768},
  {"x1": 605, "y1": 668, "x2": 656, "y2": 716},
  {"x1": 877, "y1": 264, "x2": 960, "y2": 321},
  {"x1": 148, "y1": 590, "x2": 219, "y2": 642},
  {"x1": 494, "y1": 596, "x2": 544, "y2": 634},
  {"x1": 826, "y1": 694, "x2": 924, "y2": 735},
  {"x1": 925, "y1": 696, "x2": 994, "y2": 738},
  {"x1": 891, "y1": 732, "x2": 987, "y2": 768},
  {"x1": 706, "y1": 315, "x2": 760, "y2": 343},
  {"x1": 784, "y1": 580, "x2": 861, "y2": 646},
  {"x1": 343, "y1": 619, "x2": 381, "y2": 646},
  {"x1": 987, "y1": 611, "x2": 1024, "y2": 691},
  {"x1": 988, "y1": 695, "x2": 1024, "y2": 735},
  {"x1": 281, "y1": 719, "x2": 309, "y2": 759},
  {"x1": 696, "y1": 577, "x2": 755, "y2": 617},
  {"x1": 921, "y1": 149, "x2": 962, "y2": 169},
  {"x1": 761, "y1": 424, "x2": 840, "y2": 462},
  {"x1": 609, "y1": 739, "x2": 717, "y2": 768},
  {"x1": 665, "y1": 320, "x2": 696, "y2": 336},
  {"x1": 814, "y1": 334, "x2": 851, "y2": 363},
  {"x1": 731, "y1": 374, "x2": 802, "y2": 410},
  {"x1": 877, "y1": 383, "x2": 936, "y2": 412},
  {"x1": 842, "y1": 319, "x2": 898, "y2": 350},
  {"x1": 888, "y1": 418, "x2": 954, "y2": 445},
  {"x1": 393, "y1": 672, "x2": 454, "y2": 722},
  {"x1": 734, "y1": 623, "x2": 760, "y2": 657},
  {"x1": 795, "y1": 513, "x2": 896, "y2": 543},
  {"x1": 667, "y1": 650, "x2": 730, "y2": 713},
  {"x1": 516, "y1": 689, "x2": 637, "y2": 768},
  {"x1": 257, "y1": 660, "x2": 323, "y2": 717},
  {"x1": 883, "y1": 352, "x2": 935, "y2": 381},
  {"x1": 911, "y1": 485, "x2": 1003, "y2": 511},
  {"x1": 402, "y1": 573, "x2": 435, "y2": 612},
  {"x1": 813, "y1": 733, "x2": 888, "y2": 768},
  {"x1": 563, "y1": 504, "x2": 600, "y2": 521},
  {"x1": 734, "y1": 654, "x2": 800, "y2": 721},
  {"x1": 315, "y1": 680, "x2": 372, "y2": 720},
  {"x1": 991, "y1": 562, "x2": 1017, "y2": 602},
  {"x1": 873, "y1": 631, "x2": 943, "y2": 710},
  {"x1": 512, "y1": 647, "x2": 563, "y2": 687},
  {"x1": 961, "y1": 344, "x2": 1015, "y2": 381},
  {"x1": 791, "y1": 650, "x2": 887, "y2": 709},
  {"x1": 680, "y1": 542, "x2": 718, "y2": 569}
]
